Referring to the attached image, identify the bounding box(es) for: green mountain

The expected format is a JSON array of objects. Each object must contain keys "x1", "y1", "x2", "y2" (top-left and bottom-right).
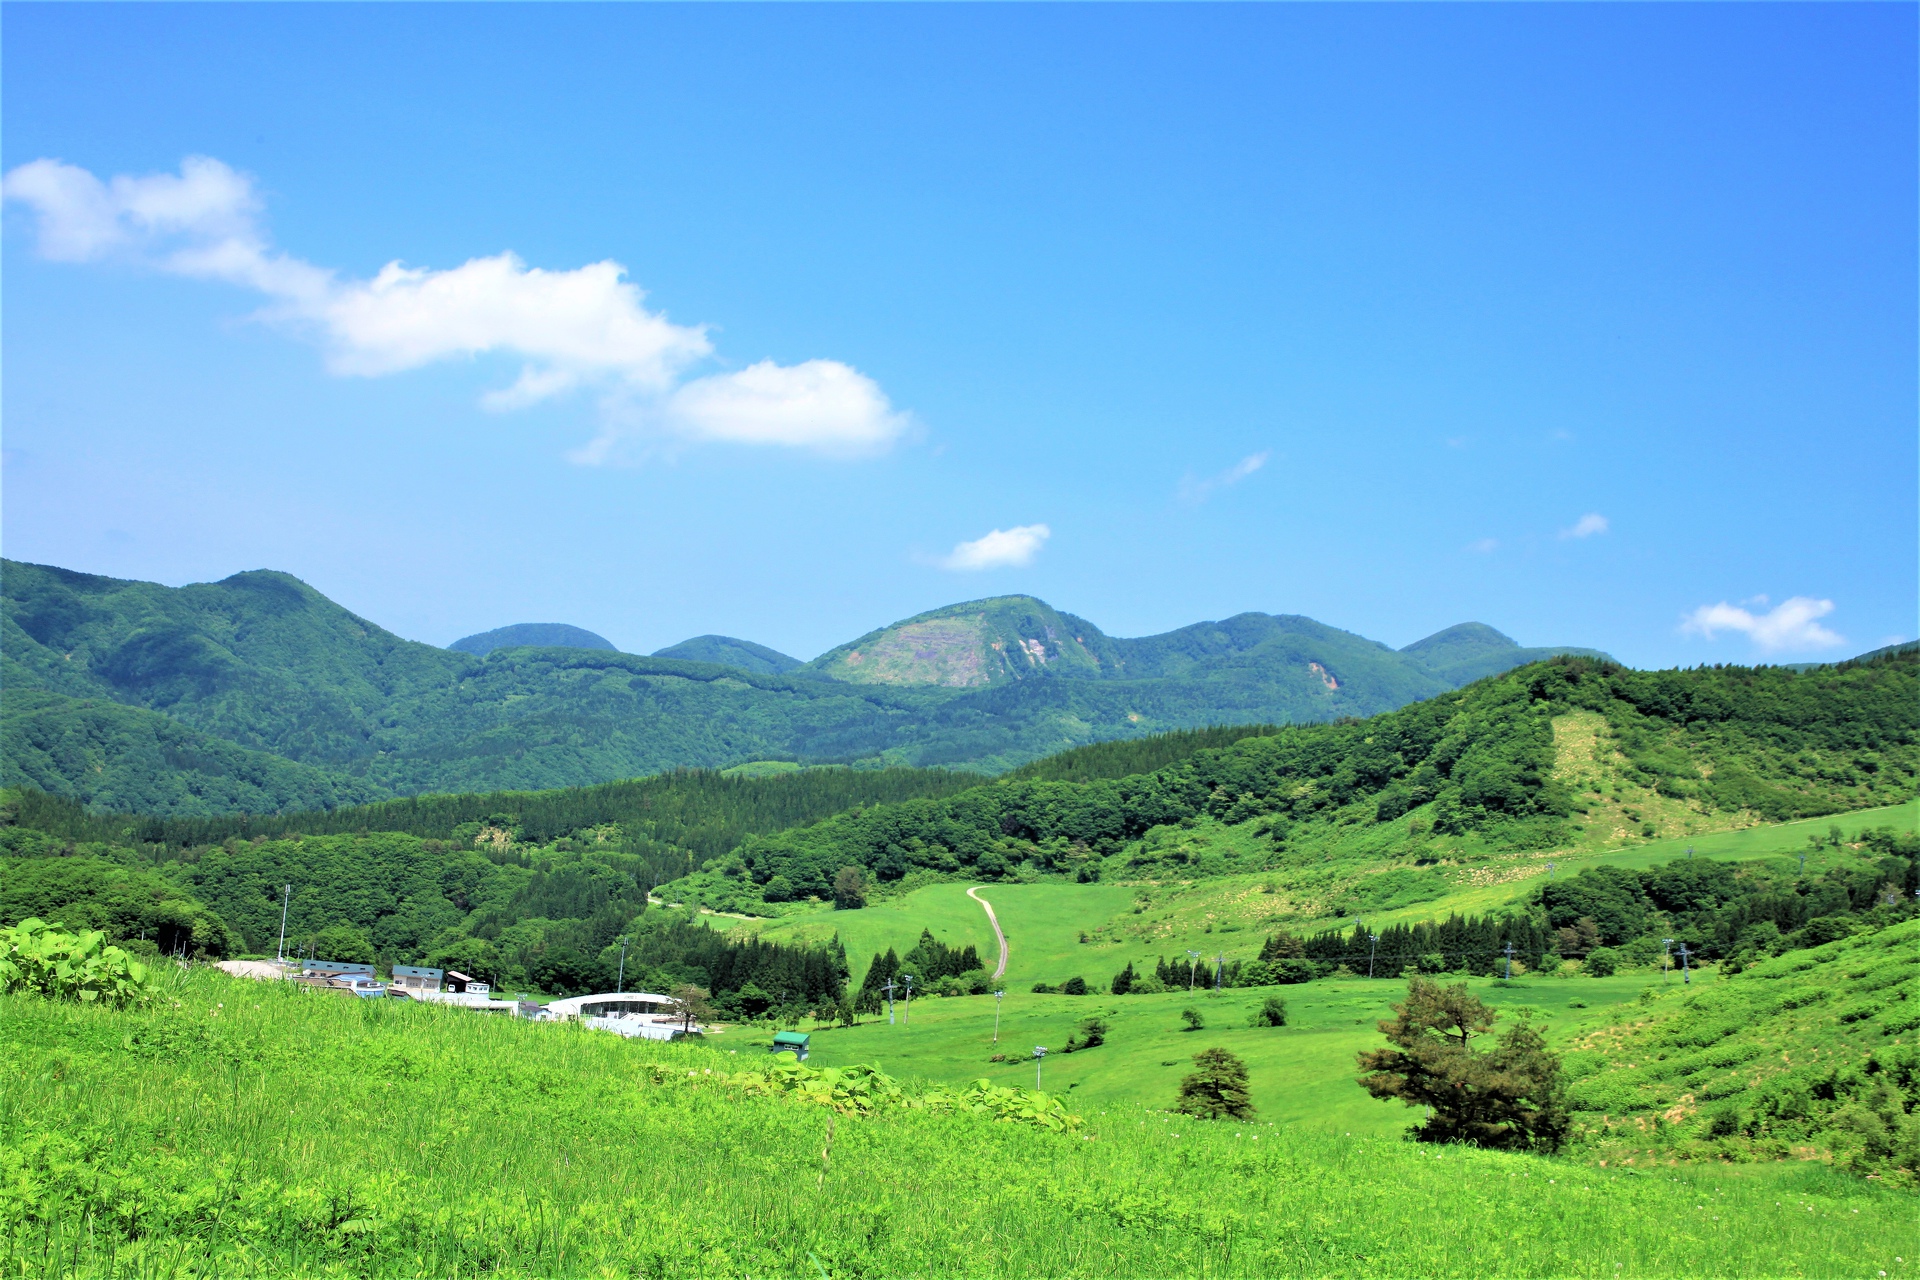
[
  {"x1": 1398, "y1": 622, "x2": 1609, "y2": 686},
  {"x1": 449, "y1": 623, "x2": 616, "y2": 656},
  {"x1": 1, "y1": 689, "x2": 376, "y2": 817},
  {"x1": 2, "y1": 560, "x2": 1610, "y2": 813},
  {"x1": 652, "y1": 635, "x2": 804, "y2": 675}
]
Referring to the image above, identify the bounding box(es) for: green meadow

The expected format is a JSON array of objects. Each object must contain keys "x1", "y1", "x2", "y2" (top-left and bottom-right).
[
  {"x1": 748, "y1": 800, "x2": 1919, "y2": 990},
  {"x1": 758, "y1": 974, "x2": 1668, "y2": 1136},
  {"x1": 4, "y1": 967, "x2": 1912, "y2": 1279}
]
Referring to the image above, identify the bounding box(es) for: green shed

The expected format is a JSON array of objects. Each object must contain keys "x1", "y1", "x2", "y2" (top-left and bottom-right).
[{"x1": 771, "y1": 1031, "x2": 811, "y2": 1061}]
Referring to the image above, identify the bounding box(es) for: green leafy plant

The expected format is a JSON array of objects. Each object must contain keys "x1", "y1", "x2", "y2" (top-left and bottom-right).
[{"x1": 0, "y1": 917, "x2": 155, "y2": 1007}]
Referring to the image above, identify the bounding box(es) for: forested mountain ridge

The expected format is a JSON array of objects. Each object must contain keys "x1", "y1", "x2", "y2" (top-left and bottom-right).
[
  {"x1": 3, "y1": 558, "x2": 1607, "y2": 813},
  {"x1": 803, "y1": 594, "x2": 1605, "y2": 693},
  {"x1": 449, "y1": 623, "x2": 615, "y2": 656},
  {"x1": 651, "y1": 635, "x2": 804, "y2": 674}
]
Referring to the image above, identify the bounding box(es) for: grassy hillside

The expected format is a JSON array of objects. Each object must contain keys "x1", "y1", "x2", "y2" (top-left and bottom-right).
[
  {"x1": 793, "y1": 970, "x2": 1660, "y2": 1134},
  {"x1": 745, "y1": 802, "x2": 1918, "y2": 988},
  {"x1": 4, "y1": 560, "x2": 1611, "y2": 810},
  {"x1": 3, "y1": 967, "x2": 1910, "y2": 1278},
  {"x1": 678, "y1": 654, "x2": 1917, "y2": 913},
  {"x1": 1565, "y1": 919, "x2": 1919, "y2": 1174}
]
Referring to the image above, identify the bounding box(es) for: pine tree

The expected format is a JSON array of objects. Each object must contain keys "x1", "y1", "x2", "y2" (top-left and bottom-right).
[
  {"x1": 1356, "y1": 977, "x2": 1569, "y2": 1151},
  {"x1": 1175, "y1": 1048, "x2": 1255, "y2": 1120}
]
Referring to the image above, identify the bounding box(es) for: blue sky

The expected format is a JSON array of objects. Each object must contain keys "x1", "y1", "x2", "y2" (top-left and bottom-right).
[{"x1": 4, "y1": 4, "x2": 1913, "y2": 666}]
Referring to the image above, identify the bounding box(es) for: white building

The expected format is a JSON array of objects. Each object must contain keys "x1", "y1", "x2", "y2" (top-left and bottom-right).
[{"x1": 542, "y1": 992, "x2": 694, "y2": 1040}]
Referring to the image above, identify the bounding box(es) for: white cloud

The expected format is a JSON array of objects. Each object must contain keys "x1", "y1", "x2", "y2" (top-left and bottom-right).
[
  {"x1": 3, "y1": 155, "x2": 905, "y2": 458},
  {"x1": 664, "y1": 360, "x2": 906, "y2": 452},
  {"x1": 1680, "y1": 596, "x2": 1844, "y2": 652},
  {"x1": 1559, "y1": 513, "x2": 1609, "y2": 539},
  {"x1": 1176, "y1": 451, "x2": 1270, "y2": 505},
  {"x1": 940, "y1": 524, "x2": 1051, "y2": 571},
  {"x1": 1466, "y1": 537, "x2": 1499, "y2": 554}
]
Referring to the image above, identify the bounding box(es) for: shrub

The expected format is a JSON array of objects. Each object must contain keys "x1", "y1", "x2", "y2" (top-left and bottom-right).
[
  {"x1": 1585, "y1": 947, "x2": 1619, "y2": 977},
  {"x1": 1030, "y1": 982, "x2": 1055, "y2": 994},
  {"x1": 1181, "y1": 1008, "x2": 1205, "y2": 1031},
  {"x1": 1249, "y1": 996, "x2": 1287, "y2": 1028},
  {"x1": 1175, "y1": 1048, "x2": 1255, "y2": 1121},
  {"x1": 0, "y1": 918, "x2": 155, "y2": 1007},
  {"x1": 1268, "y1": 958, "x2": 1319, "y2": 984},
  {"x1": 1060, "y1": 976, "x2": 1089, "y2": 995},
  {"x1": 1062, "y1": 1017, "x2": 1107, "y2": 1052}
]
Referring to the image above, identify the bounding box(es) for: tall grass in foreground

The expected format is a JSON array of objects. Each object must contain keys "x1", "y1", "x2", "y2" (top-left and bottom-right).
[{"x1": 1, "y1": 970, "x2": 1909, "y2": 1279}]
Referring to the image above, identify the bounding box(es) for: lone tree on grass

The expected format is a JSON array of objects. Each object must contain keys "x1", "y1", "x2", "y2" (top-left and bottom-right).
[
  {"x1": 1175, "y1": 1048, "x2": 1255, "y2": 1121},
  {"x1": 832, "y1": 867, "x2": 867, "y2": 911},
  {"x1": 667, "y1": 983, "x2": 717, "y2": 1035},
  {"x1": 1180, "y1": 1007, "x2": 1205, "y2": 1031},
  {"x1": 1356, "y1": 976, "x2": 1569, "y2": 1152}
]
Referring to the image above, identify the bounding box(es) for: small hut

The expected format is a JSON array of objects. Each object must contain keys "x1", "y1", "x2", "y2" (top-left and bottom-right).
[{"x1": 771, "y1": 1031, "x2": 811, "y2": 1061}]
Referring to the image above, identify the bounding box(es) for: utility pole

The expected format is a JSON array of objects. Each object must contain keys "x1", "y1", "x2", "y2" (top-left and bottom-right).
[
  {"x1": 1032, "y1": 1045, "x2": 1047, "y2": 1089},
  {"x1": 1367, "y1": 934, "x2": 1379, "y2": 979},
  {"x1": 276, "y1": 884, "x2": 291, "y2": 964},
  {"x1": 993, "y1": 989, "x2": 1004, "y2": 1043},
  {"x1": 1662, "y1": 938, "x2": 1674, "y2": 982},
  {"x1": 883, "y1": 978, "x2": 896, "y2": 1025},
  {"x1": 1503, "y1": 942, "x2": 1515, "y2": 981},
  {"x1": 902, "y1": 973, "x2": 914, "y2": 1025},
  {"x1": 616, "y1": 936, "x2": 629, "y2": 992},
  {"x1": 1678, "y1": 943, "x2": 1691, "y2": 984},
  {"x1": 1186, "y1": 950, "x2": 1201, "y2": 991},
  {"x1": 1213, "y1": 954, "x2": 1224, "y2": 991},
  {"x1": 1546, "y1": 862, "x2": 1555, "y2": 881}
]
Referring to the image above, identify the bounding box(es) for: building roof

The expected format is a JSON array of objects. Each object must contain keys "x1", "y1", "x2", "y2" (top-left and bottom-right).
[
  {"x1": 392, "y1": 965, "x2": 443, "y2": 979},
  {"x1": 772, "y1": 1031, "x2": 811, "y2": 1046},
  {"x1": 543, "y1": 992, "x2": 675, "y2": 1018}
]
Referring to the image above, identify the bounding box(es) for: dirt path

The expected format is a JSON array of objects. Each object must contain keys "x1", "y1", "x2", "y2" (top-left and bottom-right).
[{"x1": 967, "y1": 886, "x2": 1009, "y2": 981}]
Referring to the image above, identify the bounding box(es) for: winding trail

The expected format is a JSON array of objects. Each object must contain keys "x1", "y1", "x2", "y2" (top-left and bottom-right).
[{"x1": 967, "y1": 886, "x2": 1009, "y2": 981}]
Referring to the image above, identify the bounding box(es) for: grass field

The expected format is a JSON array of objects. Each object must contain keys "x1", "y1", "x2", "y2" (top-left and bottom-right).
[
  {"x1": 746, "y1": 801, "x2": 1919, "y2": 990},
  {"x1": 756, "y1": 973, "x2": 1673, "y2": 1136},
  {"x1": 3, "y1": 967, "x2": 1911, "y2": 1279}
]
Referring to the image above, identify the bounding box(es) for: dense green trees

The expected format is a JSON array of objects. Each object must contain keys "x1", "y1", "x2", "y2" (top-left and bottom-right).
[{"x1": 1357, "y1": 978, "x2": 1569, "y2": 1151}]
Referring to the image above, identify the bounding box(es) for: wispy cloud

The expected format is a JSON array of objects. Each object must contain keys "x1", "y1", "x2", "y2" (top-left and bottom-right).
[
  {"x1": 3, "y1": 156, "x2": 907, "y2": 460},
  {"x1": 939, "y1": 524, "x2": 1051, "y2": 571},
  {"x1": 1466, "y1": 537, "x2": 1499, "y2": 554},
  {"x1": 1680, "y1": 595, "x2": 1844, "y2": 652},
  {"x1": 1176, "y1": 451, "x2": 1270, "y2": 505},
  {"x1": 1559, "y1": 513, "x2": 1609, "y2": 539}
]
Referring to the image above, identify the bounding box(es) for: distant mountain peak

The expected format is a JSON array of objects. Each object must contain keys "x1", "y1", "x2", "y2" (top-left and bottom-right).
[
  {"x1": 651, "y1": 635, "x2": 802, "y2": 676},
  {"x1": 449, "y1": 624, "x2": 616, "y2": 657},
  {"x1": 807, "y1": 595, "x2": 1110, "y2": 687}
]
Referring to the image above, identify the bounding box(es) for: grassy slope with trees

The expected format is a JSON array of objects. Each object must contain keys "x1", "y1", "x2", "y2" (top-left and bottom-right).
[
  {"x1": 2, "y1": 558, "x2": 1604, "y2": 811},
  {"x1": 674, "y1": 653, "x2": 1917, "y2": 912},
  {"x1": 3, "y1": 963, "x2": 1911, "y2": 1278}
]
